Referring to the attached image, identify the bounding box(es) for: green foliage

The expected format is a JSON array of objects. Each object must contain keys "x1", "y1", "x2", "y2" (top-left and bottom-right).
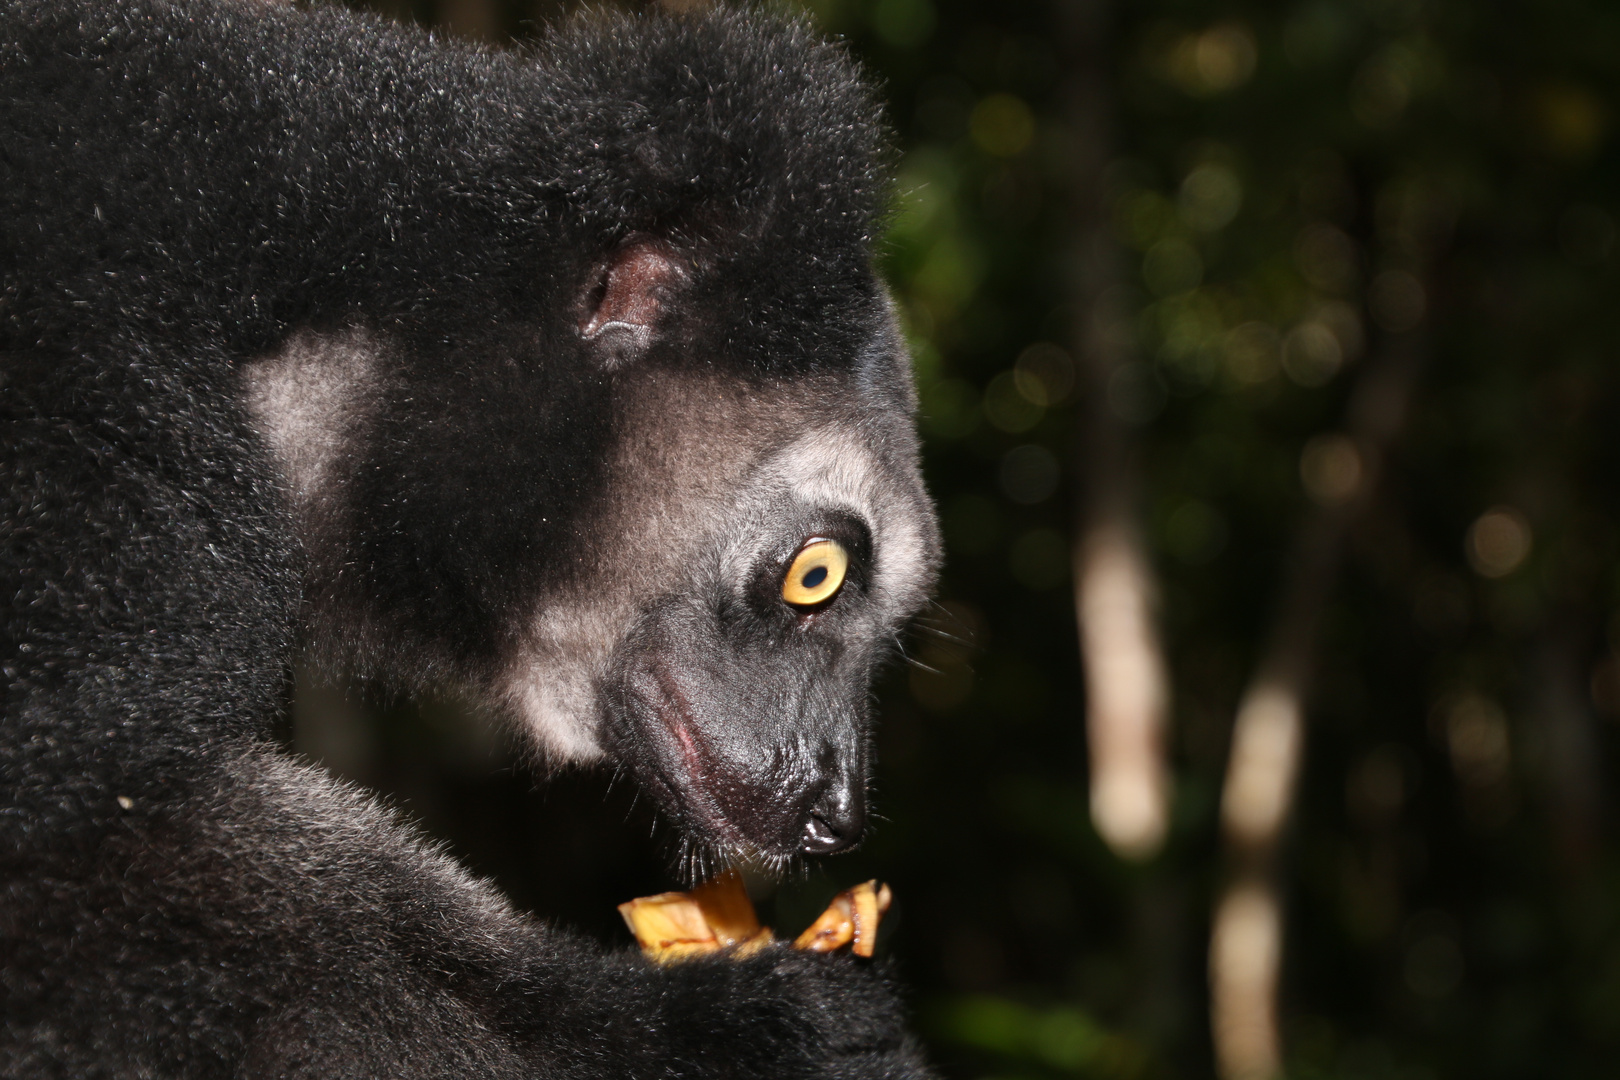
[{"x1": 925, "y1": 994, "x2": 1148, "y2": 1078}]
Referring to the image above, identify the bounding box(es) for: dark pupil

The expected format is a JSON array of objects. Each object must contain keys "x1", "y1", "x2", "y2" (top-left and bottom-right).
[{"x1": 801, "y1": 566, "x2": 829, "y2": 589}]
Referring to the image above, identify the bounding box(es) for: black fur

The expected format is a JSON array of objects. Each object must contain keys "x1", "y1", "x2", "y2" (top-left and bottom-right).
[{"x1": 1, "y1": 0, "x2": 937, "y2": 1074}]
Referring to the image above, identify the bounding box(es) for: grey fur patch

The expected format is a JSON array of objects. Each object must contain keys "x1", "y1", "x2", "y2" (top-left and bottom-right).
[
  {"x1": 724, "y1": 424, "x2": 935, "y2": 618},
  {"x1": 240, "y1": 328, "x2": 379, "y2": 553}
]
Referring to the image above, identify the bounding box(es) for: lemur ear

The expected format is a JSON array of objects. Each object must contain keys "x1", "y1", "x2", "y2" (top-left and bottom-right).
[{"x1": 578, "y1": 239, "x2": 686, "y2": 363}]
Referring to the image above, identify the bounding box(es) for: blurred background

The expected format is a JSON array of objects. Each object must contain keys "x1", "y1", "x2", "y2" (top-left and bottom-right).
[{"x1": 314, "y1": 0, "x2": 1620, "y2": 1075}]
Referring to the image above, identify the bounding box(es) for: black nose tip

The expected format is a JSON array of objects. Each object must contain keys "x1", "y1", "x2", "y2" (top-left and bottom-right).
[{"x1": 799, "y1": 793, "x2": 864, "y2": 855}]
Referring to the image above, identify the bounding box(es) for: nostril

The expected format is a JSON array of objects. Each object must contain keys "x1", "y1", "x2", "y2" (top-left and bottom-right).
[
  {"x1": 800, "y1": 812, "x2": 848, "y2": 854},
  {"x1": 799, "y1": 794, "x2": 863, "y2": 855}
]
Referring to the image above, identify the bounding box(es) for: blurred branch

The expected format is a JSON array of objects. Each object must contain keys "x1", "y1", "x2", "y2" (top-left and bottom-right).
[
  {"x1": 1056, "y1": 0, "x2": 1172, "y2": 864},
  {"x1": 1210, "y1": 315, "x2": 1427, "y2": 1080}
]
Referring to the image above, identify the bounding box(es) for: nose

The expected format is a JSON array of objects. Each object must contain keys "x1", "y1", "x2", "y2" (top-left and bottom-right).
[{"x1": 799, "y1": 783, "x2": 864, "y2": 855}]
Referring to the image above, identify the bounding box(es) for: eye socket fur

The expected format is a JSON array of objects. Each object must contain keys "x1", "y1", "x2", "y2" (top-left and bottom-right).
[{"x1": 781, "y1": 539, "x2": 848, "y2": 608}]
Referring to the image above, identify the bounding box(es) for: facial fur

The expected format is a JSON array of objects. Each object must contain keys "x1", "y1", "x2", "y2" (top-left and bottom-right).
[
  {"x1": 245, "y1": 306, "x2": 938, "y2": 867},
  {"x1": 507, "y1": 332, "x2": 939, "y2": 864}
]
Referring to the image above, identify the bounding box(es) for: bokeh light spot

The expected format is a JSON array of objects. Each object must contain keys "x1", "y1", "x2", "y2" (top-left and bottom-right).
[
  {"x1": 1163, "y1": 23, "x2": 1257, "y2": 96},
  {"x1": 1466, "y1": 507, "x2": 1532, "y2": 578},
  {"x1": 1299, "y1": 434, "x2": 1363, "y2": 505},
  {"x1": 1013, "y1": 342, "x2": 1075, "y2": 406},
  {"x1": 970, "y1": 93, "x2": 1035, "y2": 157},
  {"x1": 1281, "y1": 322, "x2": 1343, "y2": 386},
  {"x1": 1367, "y1": 269, "x2": 1426, "y2": 332},
  {"x1": 999, "y1": 444, "x2": 1061, "y2": 505},
  {"x1": 1350, "y1": 45, "x2": 1419, "y2": 128},
  {"x1": 1535, "y1": 83, "x2": 1606, "y2": 159},
  {"x1": 984, "y1": 371, "x2": 1044, "y2": 433},
  {"x1": 1441, "y1": 694, "x2": 1512, "y2": 785},
  {"x1": 913, "y1": 233, "x2": 984, "y2": 310},
  {"x1": 1223, "y1": 322, "x2": 1281, "y2": 384},
  {"x1": 1179, "y1": 163, "x2": 1243, "y2": 232},
  {"x1": 1404, "y1": 918, "x2": 1464, "y2": 999}
]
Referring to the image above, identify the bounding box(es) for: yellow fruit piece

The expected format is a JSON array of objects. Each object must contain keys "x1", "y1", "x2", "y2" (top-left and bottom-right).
[
  {"x1": 618, "y1": 870, "x2": 771, "y2": 962},
  {"x1": 620, "y1": 872, "x2": 892, "y2": 962},
  {"x1": 792, "y1": 880, "x2": 891, "y2": 957}
]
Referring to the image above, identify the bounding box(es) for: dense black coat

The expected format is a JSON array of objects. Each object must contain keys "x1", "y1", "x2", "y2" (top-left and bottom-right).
[{"x1": 0, "y1": 0, "x2": 935, "y2": 1074}]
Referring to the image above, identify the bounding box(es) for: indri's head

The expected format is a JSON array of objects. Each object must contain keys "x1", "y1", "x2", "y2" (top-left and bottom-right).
[{"x1": 245, "y1": 10, "x2": 939, "y2": 868}]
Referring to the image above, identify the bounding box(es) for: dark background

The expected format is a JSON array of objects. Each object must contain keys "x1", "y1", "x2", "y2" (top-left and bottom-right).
[{"x1": 314, "y1": 0, "x2": 1620, "y2": 1075}]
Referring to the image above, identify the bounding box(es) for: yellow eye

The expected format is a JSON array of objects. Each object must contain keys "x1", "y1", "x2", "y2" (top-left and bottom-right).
[{"x1": 782, "y1": 539, "x2": 848, "y2": 608}]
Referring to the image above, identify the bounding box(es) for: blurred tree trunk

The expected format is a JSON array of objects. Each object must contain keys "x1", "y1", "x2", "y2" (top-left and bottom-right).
[
  {"x1": 1055, "y1": 0, "x2": 1184, "y2": 1055},
  {"x1": 1210, "y1": 314, "x2": 1426, "y2": 1080},
  {"x1": 1055, "y1": 0, "x2": 1172, "y2": 868}
]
